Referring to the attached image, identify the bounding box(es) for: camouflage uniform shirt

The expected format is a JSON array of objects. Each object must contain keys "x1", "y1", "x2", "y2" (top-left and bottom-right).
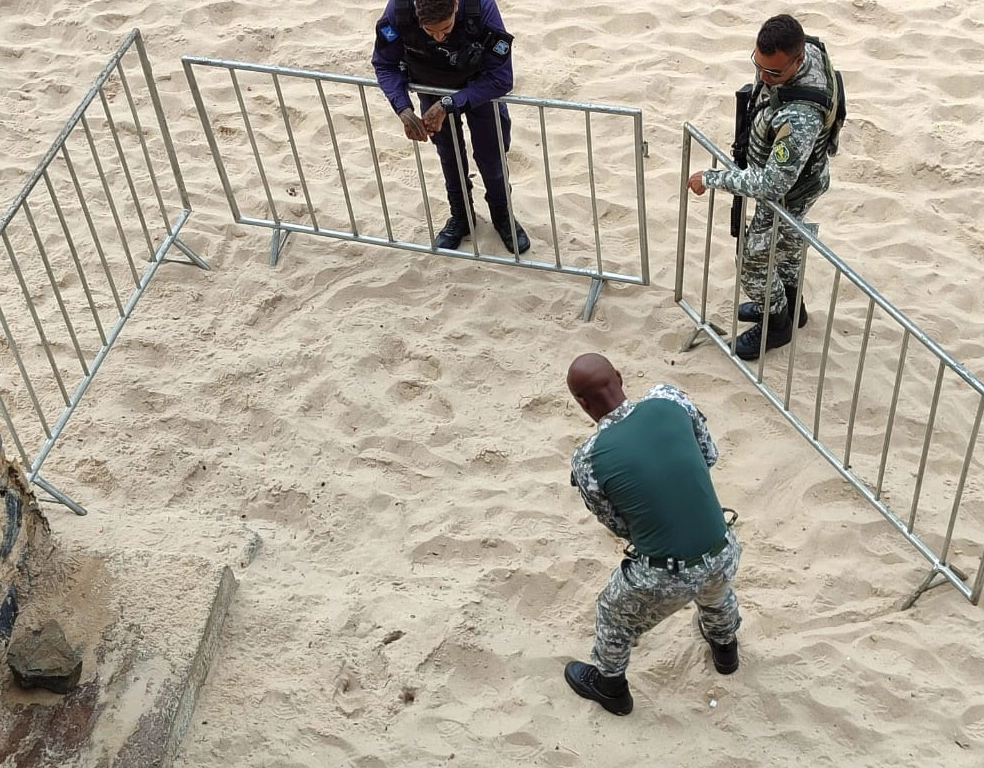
[
  {"x1": 571, "y1": 384, "x2": 724, "y2": 557},
  {"x1": 702, "y1": 42, "x2": 833, "y2": 206}
]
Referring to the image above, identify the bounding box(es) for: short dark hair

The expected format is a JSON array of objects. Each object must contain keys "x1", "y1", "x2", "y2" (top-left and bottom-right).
[
  {"x1": 756, "y1": 14, "x2": 805, "y2": 56},
  {"x1": 414, "y1": 0, "x2": 456, "y2": 25}
]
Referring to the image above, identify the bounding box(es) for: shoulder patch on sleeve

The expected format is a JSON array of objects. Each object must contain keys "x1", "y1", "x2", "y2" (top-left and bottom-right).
[
  {"x1": 491, "y1": 38, "x2": 510, "y2": 56},
  {"x1": 773, "y1": 140, "x2": 791, "y2": 163},
  {"x1": 379, "y1": 23, "x2": 399, "y2": 42}
]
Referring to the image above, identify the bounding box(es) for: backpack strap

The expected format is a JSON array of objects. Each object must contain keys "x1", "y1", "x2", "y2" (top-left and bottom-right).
[
  {"x1": 803, "y1": 35, "x2": 825, "y2": 54},
  {"x1": 770, "y1": 36, "x2": 839, "y2": 128},
  {"x1": 393, "y1": 0, "x2": 415, "y2": 34},
  {"x1": 463, "y1": 0, "x2": 484, "y2": 36},
  {"x1": 772, "y1": 86, "x2": 832, "y2": 112}
]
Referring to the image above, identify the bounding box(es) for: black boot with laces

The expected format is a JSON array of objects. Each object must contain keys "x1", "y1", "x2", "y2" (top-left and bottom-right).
[
  {"x1": 697, "y1": 616, "x2": 740, "y2": 675},
  {"x1": 563, "y1": 660, "x2": 633, "y2": 715},
  {"x1": 488, "y1": 204, "x2": 531, "y2": 254},
  {"x1": 434, "y1": 195, "x2": 474, "y2": 250},
  {"x1": 737, "y1": 284, "x2": 808, "y2": 328},
  {"x1": 733, "y1": 304, "x2": 793, "y2": 360}
]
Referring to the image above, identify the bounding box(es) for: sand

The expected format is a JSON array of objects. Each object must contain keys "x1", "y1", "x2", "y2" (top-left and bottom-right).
[{"x1": 3, "y1": 0, "x2": 984, "y2": 766}]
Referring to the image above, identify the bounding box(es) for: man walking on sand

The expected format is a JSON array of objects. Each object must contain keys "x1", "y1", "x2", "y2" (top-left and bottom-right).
[{"x1": 563, "y1": 353, "x2": 742, "y2": 715}]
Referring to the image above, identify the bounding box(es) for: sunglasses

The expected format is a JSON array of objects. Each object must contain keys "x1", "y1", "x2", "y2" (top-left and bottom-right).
[{"x1": 749, "y1": 51, "x2": 800, "y2": 78}]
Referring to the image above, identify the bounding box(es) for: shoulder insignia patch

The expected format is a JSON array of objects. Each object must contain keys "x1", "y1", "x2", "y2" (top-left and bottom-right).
[
  {"x1": 380, "y1": 24, "x2": 399, "y2": 42},
  {"x1": 492, "y1": 39, "x2": 510, "y2": 56},
  {"x1": 773, "y1": 141, "x2": 790, "y2": 163}
]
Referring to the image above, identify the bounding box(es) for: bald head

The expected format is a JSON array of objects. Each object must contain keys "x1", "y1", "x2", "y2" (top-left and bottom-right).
[{"x1": 567, "y1": 353, "x2": 626, "y2": 422}]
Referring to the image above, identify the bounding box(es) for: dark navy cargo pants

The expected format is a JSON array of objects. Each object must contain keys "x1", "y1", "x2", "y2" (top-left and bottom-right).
[{"x1": 419, "y1": 94, "x2": 511, "y2": 207}]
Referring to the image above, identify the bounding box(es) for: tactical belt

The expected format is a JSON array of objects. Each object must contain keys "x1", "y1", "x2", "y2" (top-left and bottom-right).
[{"x1": 634, "y1": 535, "x2": 730, "y2": 573}]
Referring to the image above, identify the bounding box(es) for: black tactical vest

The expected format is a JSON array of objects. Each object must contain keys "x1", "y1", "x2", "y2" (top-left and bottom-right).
[
  {"x1": 746, "y1": 38, "x2": 837, "y2": 204},
  {"x1": 393, "y1": 0, "x2": 490, "y2": 89}
]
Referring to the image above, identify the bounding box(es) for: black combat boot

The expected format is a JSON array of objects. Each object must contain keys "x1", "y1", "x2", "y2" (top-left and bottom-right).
[
  {"x1": 738, "y1": 284, "x2": 808, "y2": 328},
  {"x1": 733, "y1": 303, "x2": 793, "y2": 360},
  {"x1": 434, "y1": 194, "x2": 474, "y2": 250},
  {"x1": 708, "y1": 639, "x2": 739, "y2": 674},
  {"x1": 563, "y1": 660, "x2": 633, "y2": 715},
  {"x1": 489, "y1": 204, "x2": 531, "y2": 254},
  {"x1": 696, "y1": 617, "x2": 740, "y2": 675}
]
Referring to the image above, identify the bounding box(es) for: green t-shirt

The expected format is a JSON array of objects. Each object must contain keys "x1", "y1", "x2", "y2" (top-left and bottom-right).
[{"x1": 589, "y1": 397, "x2": 726, "y2": 558}]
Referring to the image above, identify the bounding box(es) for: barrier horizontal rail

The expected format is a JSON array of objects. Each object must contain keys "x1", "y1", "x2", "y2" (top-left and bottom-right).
[{"x1": 677, "y1": 121, "x2": 984, "y2": 606}]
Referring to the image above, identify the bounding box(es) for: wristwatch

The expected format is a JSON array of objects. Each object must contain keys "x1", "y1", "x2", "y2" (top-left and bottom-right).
[{"x1": 440, "y1": 95, "x2": 454, "y2": 112}]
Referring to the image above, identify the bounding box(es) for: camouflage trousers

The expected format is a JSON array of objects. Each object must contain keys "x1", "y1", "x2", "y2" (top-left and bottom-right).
[
  {"x1": 740, "y1": 185, "x2": 826, "y2": 315},
  {"x1": 590, "y1": 528, "x2": 741, "y2": 677}
]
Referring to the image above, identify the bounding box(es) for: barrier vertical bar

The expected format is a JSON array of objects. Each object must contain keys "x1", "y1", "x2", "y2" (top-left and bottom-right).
[
  {"x1": 80, "y1": 113, "x2": 143, "y2": 286},
  {"x1": 315, "y1": 80, "x2": 358, "y2": 235},
  {"x1": 842, "y1": 296, "x2": 876, "y2": 469},
  {"x1": 97, "y1": 87, "x2": 156, "y2": 259},
  {"x1": 273, "y1": 73, "x2": 319, "y2": 233},
  {"x1": 182, "y1": 63, "x2": 240, "y2": 222},
  {"x1": 812, "y1": 269, "x2": 841, "y2": 440},
  {"x1": 61, "y1": 142, "x2": 126, "y2": 314},
  {"x1": 40, "y1": 170, "x2": 105, "y2": 357},
  {"x1": 633, "y1": 111, "x2": 649, "y2": 286},
  {"x1": 876, "y1": 332, "x2": 910, "y2": 498},
  {"x1": 906, "y1": 362, "x2": 946, "y2": 532},
  {"x1": 538, "y1": 106, "x2": 561, "y2": 270},
  {"x1": 134, "y1": 31, "x2": 194, "y2": 220},
  {"x1": 359, "y1": 83, "x2": 394, "y2": 248}
]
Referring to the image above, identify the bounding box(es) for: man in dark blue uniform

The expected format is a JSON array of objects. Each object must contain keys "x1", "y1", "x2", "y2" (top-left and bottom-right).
[{"x1": 372, "y1": 0, "x2": 531, "y2": 254}]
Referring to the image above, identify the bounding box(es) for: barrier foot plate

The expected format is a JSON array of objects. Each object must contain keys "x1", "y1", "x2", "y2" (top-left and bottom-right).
[{"x1": 169, "y1": 237, "x2": 210, "y2": 270}]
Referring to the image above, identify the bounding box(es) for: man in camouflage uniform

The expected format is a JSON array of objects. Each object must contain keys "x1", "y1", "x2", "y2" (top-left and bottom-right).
[
  {"x1": 688, "y1": 14, "x2": 838, "y2": 360},
  {"x1": 563, "y1": 353, "x2": 742, "y2": 716}
]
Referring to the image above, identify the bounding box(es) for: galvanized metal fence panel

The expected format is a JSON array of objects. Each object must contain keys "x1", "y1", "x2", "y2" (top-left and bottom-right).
[
  {"x1": 676, "y1": 122, "x2": 984, "y2": 606},
  {"x1": 0, "y1": 29, "x2": 207, "y2": 515},
  {"x1": 181, "y1": 57, "x2": 649, "y2": 320}
]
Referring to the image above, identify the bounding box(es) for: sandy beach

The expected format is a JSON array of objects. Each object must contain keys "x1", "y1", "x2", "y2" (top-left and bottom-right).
[{"x1": 3, "y1": 0, "x2": 984, "y2": 765}]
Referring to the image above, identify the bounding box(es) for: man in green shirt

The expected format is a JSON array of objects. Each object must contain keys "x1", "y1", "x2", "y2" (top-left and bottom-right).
[{"x1": 564, "y1": 353, "x2": 742, "y2": 715}]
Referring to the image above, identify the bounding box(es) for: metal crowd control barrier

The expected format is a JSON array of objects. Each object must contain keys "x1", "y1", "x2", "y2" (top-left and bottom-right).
[
  {"x1": 0, "y1": 29, "x2": 207, "y2": 516},
  {"x1": 181, "y1": 57, "x2": 649, "y2": 320},
  {"x1": 676, "y1": 122, "x2": 984, "y2": 606}
]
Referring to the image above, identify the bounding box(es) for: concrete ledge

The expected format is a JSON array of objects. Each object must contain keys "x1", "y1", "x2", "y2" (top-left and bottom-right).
[
  {"x1": 0, "y1": 547, "x2": 238, "y2": 768},
  {"x1": 1, "y1": 444, "x2": 50, "y2": 649}
]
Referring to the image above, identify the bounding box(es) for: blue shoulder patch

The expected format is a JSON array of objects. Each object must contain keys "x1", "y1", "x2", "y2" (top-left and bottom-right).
[
  {"x1": 380, "y1": 24, "x2": 399, "y2": 42},
  {"x1": 492, "y1": 39, "x2": 510, "y2": 56}
]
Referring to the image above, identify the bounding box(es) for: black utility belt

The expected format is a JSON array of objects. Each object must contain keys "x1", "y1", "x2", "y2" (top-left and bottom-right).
[{"x1": 628, "y1": 535, "x2": 729, "y2": 573}]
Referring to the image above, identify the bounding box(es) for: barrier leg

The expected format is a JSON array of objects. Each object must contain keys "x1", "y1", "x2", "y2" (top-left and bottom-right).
[
  {"x1": 33, "y1": 475, "x2": 88, "y2": 517},
  {"x1": 170, "y1": 237, "x2": 210, "y2": 270},
  {"x1": 681, "y1": 320, "x2": 728, "y2": 352},
  {"x1": 269, "y1": 228, "x2": 292, "y2": 267},
  {"x1": 898, "y1": 563, "x2": 970, "y2": 610},
  {"x1": 581, "y1": 278, "x2": 604, "y2": 322}
]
